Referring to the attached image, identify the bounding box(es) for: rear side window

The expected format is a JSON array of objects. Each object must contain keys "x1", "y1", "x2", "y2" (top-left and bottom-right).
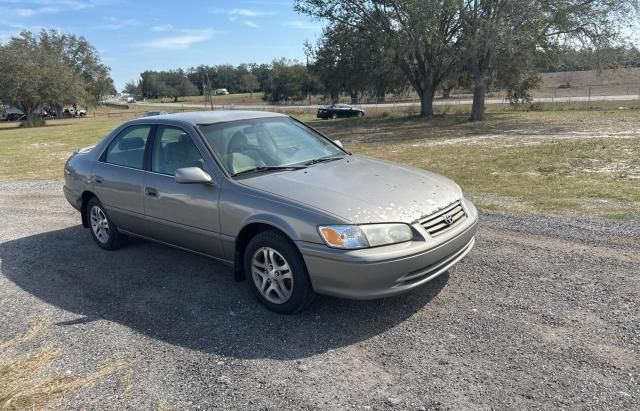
[{"x1": 104, "y1": 126, "x2": 152, "y2": 169}]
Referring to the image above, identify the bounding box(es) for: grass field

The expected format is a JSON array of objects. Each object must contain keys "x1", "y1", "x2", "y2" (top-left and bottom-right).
[
  {"x1": 143, "y1": 92, "x2": 264, "y2": 105},
  {"x1": 536, "y1": 67, "x2": 640, "y2": 97},
  {"x1": 1, "y1": 109, "x2": 638, "y2": 219}
]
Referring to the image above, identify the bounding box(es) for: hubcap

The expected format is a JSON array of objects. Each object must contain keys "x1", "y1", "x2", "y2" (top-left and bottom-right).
[
  {"x1": 90, "y1": 205, "x2": 110, "y2": 244},
  {"x1": 251, "y1": 247, "x2": 293, "y2": 304}
]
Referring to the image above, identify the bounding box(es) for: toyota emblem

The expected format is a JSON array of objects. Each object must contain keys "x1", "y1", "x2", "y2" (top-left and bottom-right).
[{"x1": 444, "y1": 214, "x2": 453, "y2": 225}]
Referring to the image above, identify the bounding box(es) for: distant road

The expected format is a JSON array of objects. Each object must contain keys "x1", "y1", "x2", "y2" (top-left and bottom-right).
[{"x1": 134, "y1": 94, "x2": 640, "y2": 111}]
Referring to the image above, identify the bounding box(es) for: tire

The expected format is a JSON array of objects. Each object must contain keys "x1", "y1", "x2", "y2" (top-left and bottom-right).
[
  {"x1": 244, "y1": 230, "x2": 315, "y2": 314},
  {"x1": 358, "y1": 111, "x2": 365, "y2": 117},
  {"x1": 86, "y1": 197, "x2": 127, "y2": 250},
  {"x1": 331, "y1": 113, "x2": 337, "y2": 120}
]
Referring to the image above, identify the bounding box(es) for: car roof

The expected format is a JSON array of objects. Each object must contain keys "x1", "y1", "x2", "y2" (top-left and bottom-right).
[{"x1": 135, "y1": 110, "x2": 287, "y2": 126}]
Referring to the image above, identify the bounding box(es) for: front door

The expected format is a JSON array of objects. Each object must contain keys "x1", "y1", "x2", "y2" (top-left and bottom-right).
[
  {"x1": 143, "y1": 125, "x2": 223, "y2": 258},
  {"x1": 92, "y1": 124, "x2": 152, "y2": 235}
]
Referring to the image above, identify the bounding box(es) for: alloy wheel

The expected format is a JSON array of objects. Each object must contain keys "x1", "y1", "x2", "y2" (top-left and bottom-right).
[
  {"x1": 90, "y1": 205, "x2": 110, "y2": 244},
  {"x1": 251, "y1": 247, "x2": 294, "y2": 304}
]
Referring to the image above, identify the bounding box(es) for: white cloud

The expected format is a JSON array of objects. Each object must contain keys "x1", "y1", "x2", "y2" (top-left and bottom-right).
[
  {"x1": 1, "y1": 0, "x2": 104, "y2": 20},
  {"x1": 139, "y1": 29, "x2": 213, "y2": 49},
  {"x1": 229, "y1": 8, "x2": 261, "y2": 17},
  {"x1": 243, "y1": 20, "x2": 259, "y2": 29},
  {"x1": 16, "y1": 8, "x2": 36, "y2": 17},
  {"x1": 98, "y1": 16, "x2": 140, "y2": 30},
  {"x1": 211, "y1": 7, "x2": 275, "y2": 17},
  {"x1": 285, "y1": 20, "x2": 322, "y2": 30},
  {"x1": 151, "y1": 24, "x2": 173, "y2": 32}
]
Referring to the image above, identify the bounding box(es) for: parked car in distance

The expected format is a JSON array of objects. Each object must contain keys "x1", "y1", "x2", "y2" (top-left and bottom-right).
[
  {"x1": 214, "y1": 88, "x2": 230, "y2": 95},
  {"x1": 63, "y1": 111, "x2": 477, "y2": 313},
  {"x1": 127, "y1": 97, "x2": 137, "y2": 103},
  {"x1": 143, "y1": 111, "x2": 169, "y2": 117},
  {"x1": 317, "y1": 104, "x2": 365, "y2": 120},
  {"x1": 5, "y1": 112, "x2": 26, "y2": 122}
]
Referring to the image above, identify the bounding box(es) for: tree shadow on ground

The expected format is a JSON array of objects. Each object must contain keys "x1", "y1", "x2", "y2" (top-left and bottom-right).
[{"x1": 0, "y1": 226, "x2": 447, "y2": 360}]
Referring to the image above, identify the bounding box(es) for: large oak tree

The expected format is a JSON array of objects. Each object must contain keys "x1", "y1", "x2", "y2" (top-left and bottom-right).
[{"x1": 295, "y1": 0, "x2": 464, "y2": 118}]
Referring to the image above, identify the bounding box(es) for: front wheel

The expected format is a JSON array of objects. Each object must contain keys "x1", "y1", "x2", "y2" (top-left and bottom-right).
[
  {"x1": 244, "y1": 230, "x2": 315, "y2": 314},
  {"x1": 331, "y1": 113, "x2": 337, "y2": 120}
]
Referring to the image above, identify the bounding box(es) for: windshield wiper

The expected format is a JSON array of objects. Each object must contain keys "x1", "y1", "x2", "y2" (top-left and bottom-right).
[
  {"x1": 232, "y1": 165, "x2": 307, "y2": 177},
  {"x1": 304, "y1": 156, "x2": 345, "y2": 166}
]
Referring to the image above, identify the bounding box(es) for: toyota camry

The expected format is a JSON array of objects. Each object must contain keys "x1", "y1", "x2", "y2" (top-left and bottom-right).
[{"x1": 63, "y1": 111, "x2": 477, "y2": 313}]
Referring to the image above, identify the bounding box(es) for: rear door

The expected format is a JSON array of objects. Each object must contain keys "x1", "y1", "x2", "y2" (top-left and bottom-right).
[
  {"x1": 92, "y1": 124, "x2": 152, "y2": 235},
  {"x1": 143, "y1": 125, "x2": 224, "y2": 258}
]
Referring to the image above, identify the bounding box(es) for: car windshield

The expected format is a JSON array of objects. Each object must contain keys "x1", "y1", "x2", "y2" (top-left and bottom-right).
[{"x1": 198, "y1": 117, "x2": 346, "y2": 176}]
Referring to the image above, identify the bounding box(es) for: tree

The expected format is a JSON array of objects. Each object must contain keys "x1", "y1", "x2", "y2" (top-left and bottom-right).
[
  {"x1": 461, "y1": 0, "x2": 639, "y2": 121},
  {"x1": 295, "y1": 0, "x2": 464, "y2": 118},
  {"x1": 0, "y1": 31, "x2": 88, "y2": 126},
  {"x1": 459, "y1": 1, "x2": 542, "y2": 121},
  {"x1": 308, "y1": 22, "x2": 407, "y2": 103},
  {"x1": 164, "y1": 69, "x2": 198, "y2": 102},
  {"x1": 263, "y1": 58, "x2": 320, "y2": 102},
  {"x1": 123, "y1": 80, "x2": 141, "y2": 98},
  {"x1": 137, "y1": 70, "x2": 199, "y2": 101},
  {"x1": 250, "y1": 63, "x2": 272, "y2": 92},
  {"x1": 241, "y1": 73, "x2": 259, "y2": 96},
  {"x1": 39, "y1": 30, "x2": 115, "y2": 110}
]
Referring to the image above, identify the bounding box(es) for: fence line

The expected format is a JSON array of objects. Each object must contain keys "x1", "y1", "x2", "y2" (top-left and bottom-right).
[{"x1": 40, "y1": 90, "x2": 640, "y2": 123}]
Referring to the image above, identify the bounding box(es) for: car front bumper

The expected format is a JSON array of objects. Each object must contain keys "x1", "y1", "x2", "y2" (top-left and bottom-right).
[{"x1": 298, "y1": 200, "x2": 478, "y2": 300}]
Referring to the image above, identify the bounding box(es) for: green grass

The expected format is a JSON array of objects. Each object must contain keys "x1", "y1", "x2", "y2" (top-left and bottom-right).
[
  {"x1": 0, "y1": 118, "x2": 122, "y2": 180},
  {"x1": 143, "y1": 92, "x2": 264, "y2": 105},
  {"x1": 1, "y1": 109, "x2": 638, "y2": 219},
  {"x1": 310, "y1": 110, "x2": 640, "y2": 219}
]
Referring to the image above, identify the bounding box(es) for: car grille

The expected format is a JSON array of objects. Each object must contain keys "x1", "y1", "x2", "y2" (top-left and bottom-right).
[{"x1": 419, "y1": 200, "x2": 466, "y2": 237}]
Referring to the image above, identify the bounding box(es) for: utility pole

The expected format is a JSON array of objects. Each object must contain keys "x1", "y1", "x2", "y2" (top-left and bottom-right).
[
  {"x1": 205, "y1": 70, "x2": 214, "y2": 110},
  {"x1": 201, "y1": 72, "x2": 207, "y2": 109},
  {"x1": 306, "y1": 50, "x2": 311, "y2": 106}
]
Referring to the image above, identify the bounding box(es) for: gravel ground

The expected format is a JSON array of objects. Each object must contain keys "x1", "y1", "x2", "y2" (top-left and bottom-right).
[{"x1": 0, "y1": 181, "x2": 638, "y2": 410}]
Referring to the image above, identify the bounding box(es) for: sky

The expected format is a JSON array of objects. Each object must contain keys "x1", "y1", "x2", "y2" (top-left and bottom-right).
[{"x1": 0, "y1": 0, "x2": 324, "y2": 90}]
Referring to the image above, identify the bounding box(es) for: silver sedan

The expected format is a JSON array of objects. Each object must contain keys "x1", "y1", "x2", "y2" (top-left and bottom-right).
[{"x1": 63, "y1": 111, "x2": 477, "y2": 313}]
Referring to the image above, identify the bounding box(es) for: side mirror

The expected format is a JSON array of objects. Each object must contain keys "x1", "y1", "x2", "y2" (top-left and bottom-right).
[
  {"x1": 175, "y1": 167, "x2": 213, "y2": 185},
  {"x1": 334, "y1": 139, "x2": 344, "y2": 148}
]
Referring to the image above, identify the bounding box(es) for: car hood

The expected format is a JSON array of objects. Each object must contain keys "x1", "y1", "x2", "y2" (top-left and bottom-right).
[{"x1": 237, "y1": 155, "x2": 462, "y2": 224}]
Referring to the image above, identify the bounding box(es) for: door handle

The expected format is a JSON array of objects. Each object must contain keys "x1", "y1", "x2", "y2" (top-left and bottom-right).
[
  {"x1": 94, "y1": 176, "x2": 103, "y2": 184},
  {"x1": 144, "y1": 187, "x2": 158, "y2": 197}
]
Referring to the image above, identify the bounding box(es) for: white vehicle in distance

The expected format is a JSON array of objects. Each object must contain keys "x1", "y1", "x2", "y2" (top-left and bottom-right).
[{"x1": 214, "y1": 88, "x2": 230, "y2": 95}]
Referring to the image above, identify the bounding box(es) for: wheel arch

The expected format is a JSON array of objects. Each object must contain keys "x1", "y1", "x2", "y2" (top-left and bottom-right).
[
  {"x1": 80, "y1": 190, "x2": 98, "y2": 228},
  {"x1": 233, "y1": 221, "x2": 297, "y2": 282}
]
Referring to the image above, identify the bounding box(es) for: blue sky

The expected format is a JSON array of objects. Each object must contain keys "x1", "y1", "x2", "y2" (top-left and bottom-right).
[{"x1": 0, "y1": 0, "x2": 324, "y2": 90}]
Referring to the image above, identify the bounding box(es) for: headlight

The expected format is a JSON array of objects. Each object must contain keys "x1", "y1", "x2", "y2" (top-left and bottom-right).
[
  {"x1": 318, "y1": 224, "x2": 414, "y2": 249},
  {"x1": 360, "y1": 224, "x2": 414, "y2": 247}
]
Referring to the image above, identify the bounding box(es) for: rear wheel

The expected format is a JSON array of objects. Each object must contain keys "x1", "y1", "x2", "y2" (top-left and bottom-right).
[
  {"x1": 86, "y1": 197, "x2": 127, "y2": 250},
  {"x1": 331, "y1": 112, "x2": 337, "y2": 120},
  {"x1": 244, "y1": 230, "x2": 315, "y2": 314},
  {"x1": 358, "y1": 111, "x2": 365, "y2": 117}
]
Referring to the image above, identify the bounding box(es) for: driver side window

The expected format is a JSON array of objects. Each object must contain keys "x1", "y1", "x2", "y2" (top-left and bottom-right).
[{"x1": 151, "y1": 126, "x2": 205, "y2": 176}]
